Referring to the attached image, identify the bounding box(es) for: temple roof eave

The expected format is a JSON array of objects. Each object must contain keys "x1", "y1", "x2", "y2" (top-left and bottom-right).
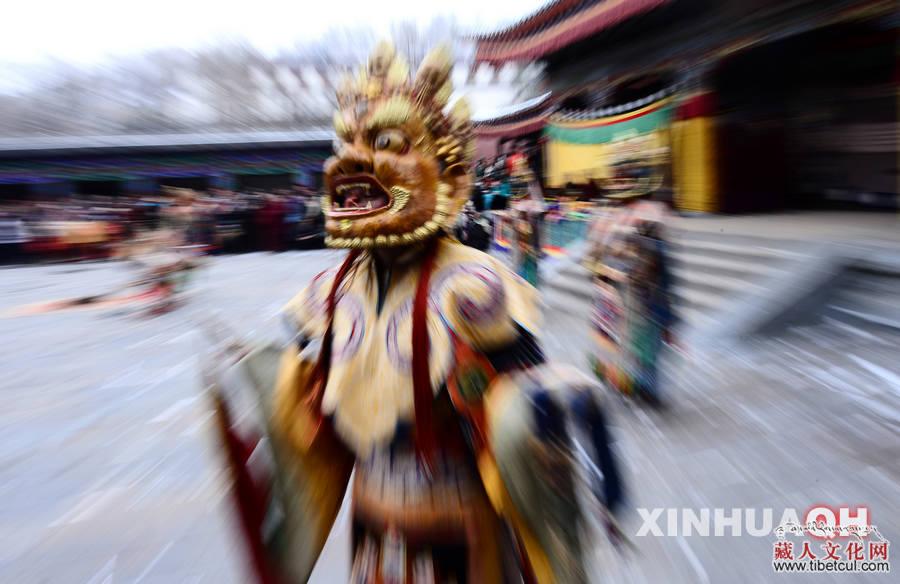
[
  {"x1": 473, "y1": 0, "x2": 671, "y2": 66},
  {"x1": 474, "y1": 116, "x2": 549, "y2": 139},
  {"x1": 471, "y1": 92, "x2": 553, "y2": 125}
]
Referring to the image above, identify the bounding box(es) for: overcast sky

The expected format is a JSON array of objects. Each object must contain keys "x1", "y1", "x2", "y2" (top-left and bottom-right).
[{"x1": 4, "y1": 0, "x2": 546, "y2": 64}]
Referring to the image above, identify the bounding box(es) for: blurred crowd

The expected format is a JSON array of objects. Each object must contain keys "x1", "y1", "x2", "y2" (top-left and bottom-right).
[
  {"x1": 0, "y1": 146, "x2": 553, "y2": 267},
  {"x1": 471, "y1": 144, "x2": 537, "y2": 212},
  {"x1": 0, "y1": 186, "x2": 324, "y2": 264},
  {"x1": 0, "y1": 139, "x2": 554, "y2": 266}
]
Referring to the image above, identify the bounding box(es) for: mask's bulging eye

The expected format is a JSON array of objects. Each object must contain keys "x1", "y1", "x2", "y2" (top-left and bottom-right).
[{"x1": 374, "y1": 130, "x2": 409, "y2": 154}]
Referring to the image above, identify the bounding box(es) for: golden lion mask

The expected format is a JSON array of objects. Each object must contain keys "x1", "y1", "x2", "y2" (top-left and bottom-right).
[{"x1": 323, "y1": 41, "x2": 474, "y2": 249}]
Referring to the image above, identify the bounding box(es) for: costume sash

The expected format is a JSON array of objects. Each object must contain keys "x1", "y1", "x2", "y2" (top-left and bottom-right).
[{"x1": 412, "y1": 238, "x2": 441, "y2": 468}]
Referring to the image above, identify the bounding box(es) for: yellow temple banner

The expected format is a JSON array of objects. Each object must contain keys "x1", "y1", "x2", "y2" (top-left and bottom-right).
[
  {"x1": 545, "y1": 130, "x2": 668, "y2": 188},
  {"x1": 544, "y1": 98, "x2": 674, "y2": 188},
  {"x1": 545, "y1": 141, "x2": 612, "y2": 187},
  {"x1": 544, "y1": 93, "x2": 719, "y2": 213},
  {"x1": 671, "y1": 117, "x2": 718, "y2": 213}
]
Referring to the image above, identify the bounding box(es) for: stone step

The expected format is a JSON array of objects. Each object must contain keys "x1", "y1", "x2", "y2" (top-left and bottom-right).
[
  {"x1": 670, "y1": 251, "x2": 782, "y2": 281},
  {"x1": 670, "y1": 228, "x2": 810, "y2": 251},
  {"x1": 542, "y1": 288, "x2": 714, "y2": 340},
  {"x1": 554, "y1": 259, "x2": 592, "y2": 280},
  {"x1": 542, "y1": 284, "x2": 719, "y2": 336},
  {"x1": 542, "y1": 273, "x2": 594, "y2": 304},
  {"x1": 671, "y1": 237, "x2": 803, "y2": 264},
  {"x1": 671, "y1": 267, "x2": 764, "y2": 298},
  {"x1": 672, "y1": 286, "x2": 724, "y2": 313},
  {"x1": 827, "y1": 276, "x2": 900, "y2": 331},
  {"x1": 836, "y1": 287, "x2": 900, "y2": 309},
  {"x1": 544, "y1": 273, "x2": 735, "y2": 314},
  {"x1": 561, "y1": 248, "x2": 786, "y2": 285},
  {"x1": 545, "y1": 266, "x2": 742, "y2": 323},
  {"x1": 828, "y1": 305, "x2": 900, "y2": 331},
  {"x1": 841, "y1": 271, "x2": 900, "y2": 295},
  {"x1": 541, "y1": 232, "x2": 814, "y2": 337}
]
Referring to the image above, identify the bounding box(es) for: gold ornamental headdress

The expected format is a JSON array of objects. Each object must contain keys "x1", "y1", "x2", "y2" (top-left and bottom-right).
[{"x1": 335, "y1": 41, "x2": 473, "y2": 167}]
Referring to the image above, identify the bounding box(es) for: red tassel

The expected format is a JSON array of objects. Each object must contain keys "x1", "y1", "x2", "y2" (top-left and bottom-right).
[{"x1": 412, "y1": 238, "x2": 441, "y2": 470}]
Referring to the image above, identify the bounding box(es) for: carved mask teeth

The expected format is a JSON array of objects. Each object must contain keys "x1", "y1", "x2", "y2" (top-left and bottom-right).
[
  {"x1": 388, "y1": 186, "x2": 411, "y2": 214},
  {"x1": 330, "y1": 179, "x2": 389, "y2": 215}
]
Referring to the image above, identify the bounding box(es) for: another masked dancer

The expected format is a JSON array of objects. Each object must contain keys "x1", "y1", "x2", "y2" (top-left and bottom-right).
[
  {"x1": 514, "y1": 209, "x2": 541, "y2": 287},
  {"x1": 209, "y1": 42, "x2": 624, "y2": 584},
  {"x1": 584, "y1": 189, "x2": 674, "y2": 405},
  {"x1": 512, "y1": 163, "x2": 546, "y2": 287}
]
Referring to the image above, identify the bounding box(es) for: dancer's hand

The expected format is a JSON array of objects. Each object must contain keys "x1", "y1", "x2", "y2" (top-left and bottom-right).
[
  {"x1": 663, "y1": 329, "x2": 680, "y2": 349},
  {"x1": 602, "y1": 512, "x2": 637, "y2": 554}
]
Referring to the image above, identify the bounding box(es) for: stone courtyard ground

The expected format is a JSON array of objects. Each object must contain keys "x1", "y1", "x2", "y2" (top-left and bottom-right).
[{"x1": 1, "y1": 246, "x2": 898, "y2": 582}]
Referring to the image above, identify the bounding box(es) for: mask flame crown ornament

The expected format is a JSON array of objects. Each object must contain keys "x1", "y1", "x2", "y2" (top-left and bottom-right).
[{"x1": 323, "y1": 41, "x2": 475, "y2": 249}]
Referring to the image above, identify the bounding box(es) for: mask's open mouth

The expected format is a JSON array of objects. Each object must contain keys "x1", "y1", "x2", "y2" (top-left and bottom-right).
[{"x1": 328, "y1": 175, "x2": 391, "y2": 217}]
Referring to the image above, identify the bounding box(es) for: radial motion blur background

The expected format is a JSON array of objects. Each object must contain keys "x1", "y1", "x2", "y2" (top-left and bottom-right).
[{"x1": 1, "y1": 0, "x2": 898, "y2": 582}]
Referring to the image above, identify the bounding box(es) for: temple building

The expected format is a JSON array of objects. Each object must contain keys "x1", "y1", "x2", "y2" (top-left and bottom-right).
[
  {"x1": 0, "y1": 131, "x2": 331, "y2": 199},
  {"x1": 473, "y1": 0, "x2": 898, "y2": 213},
  {"x1": 473, "y1": 91, "x2": 553, "y2": 183}
]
